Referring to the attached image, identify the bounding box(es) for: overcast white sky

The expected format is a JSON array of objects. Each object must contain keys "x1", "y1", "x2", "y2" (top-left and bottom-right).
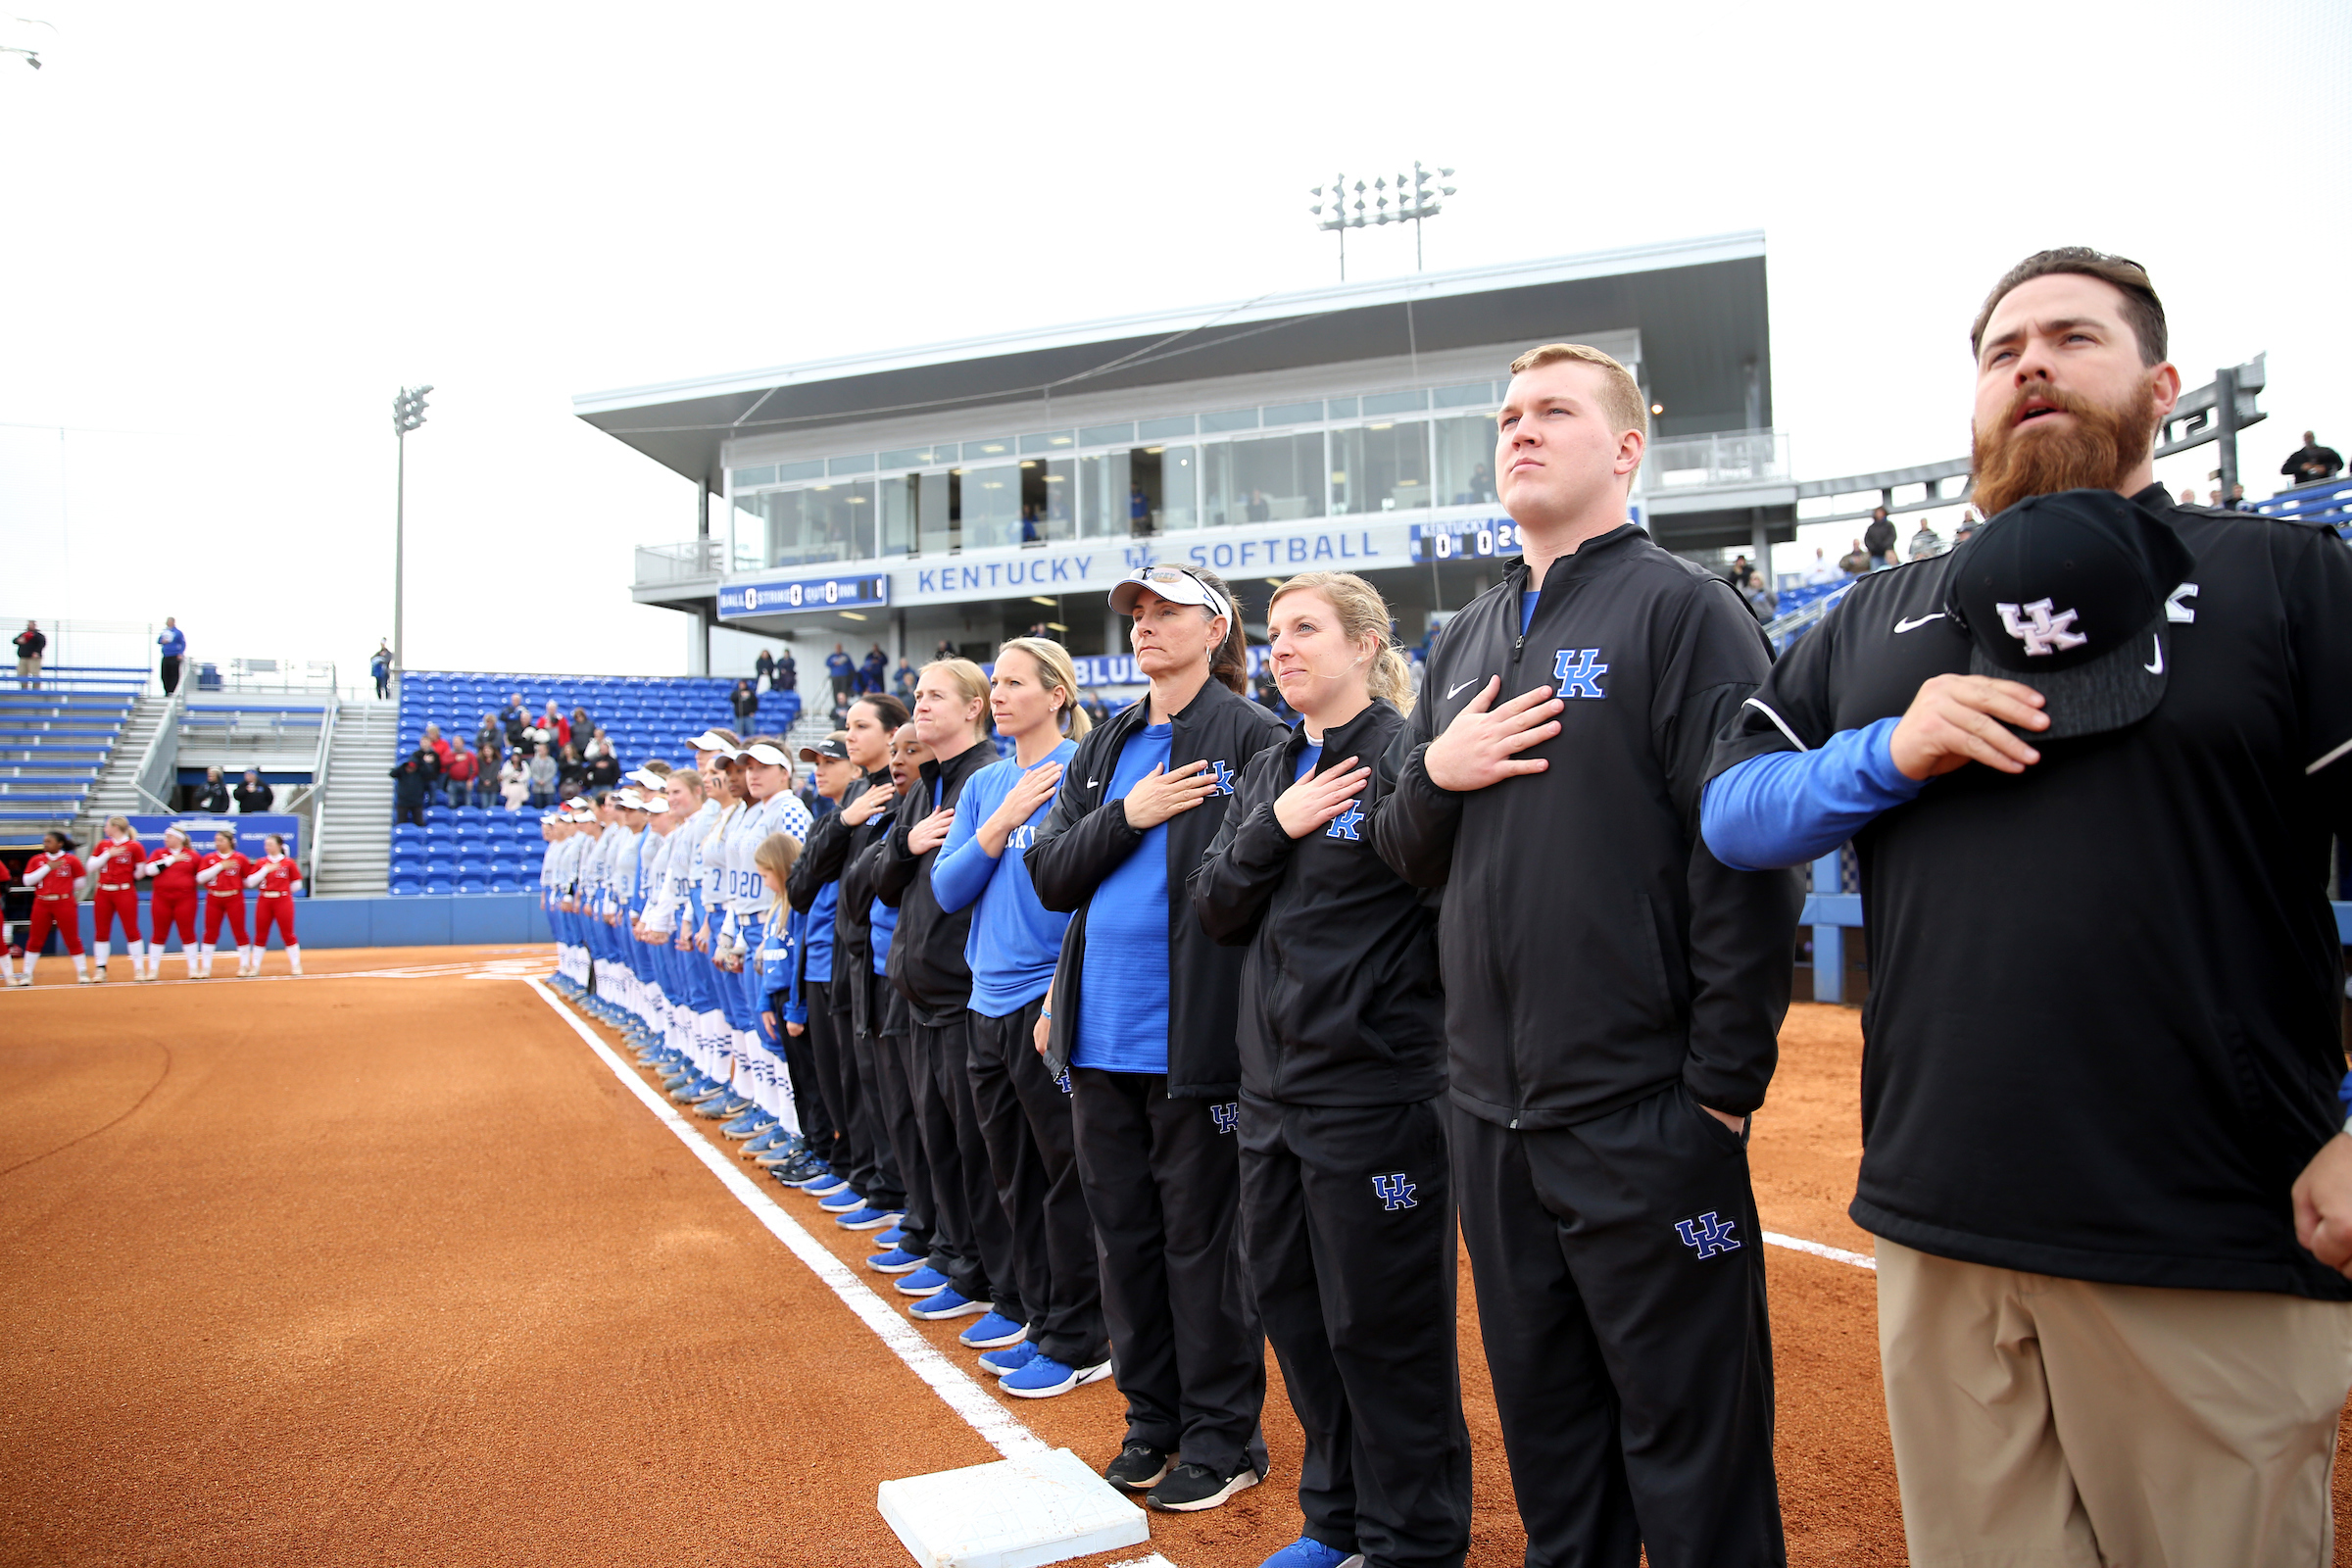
[{"x1": 2, "y1": 1, "x2": 2345, "y2": 679}]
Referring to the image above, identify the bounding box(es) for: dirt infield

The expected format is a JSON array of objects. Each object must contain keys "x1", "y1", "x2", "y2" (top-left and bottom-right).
[{"x1": 0, "y1": 948, "x2": 2343, "y2": 1565}]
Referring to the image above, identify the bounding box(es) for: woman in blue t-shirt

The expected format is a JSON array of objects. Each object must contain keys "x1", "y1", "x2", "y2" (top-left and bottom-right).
[
  {"x1": 1027, "y1": 564, "x2": 1288, "y2": 1513},
  {"x1": 931, "y1": 637, "x2": 1103, "y2": 1397}
]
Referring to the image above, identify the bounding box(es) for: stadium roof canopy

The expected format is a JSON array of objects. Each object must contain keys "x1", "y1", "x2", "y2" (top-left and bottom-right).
[{"x1": 573, "y1": 231, "x2": 1773, "y2": 496}]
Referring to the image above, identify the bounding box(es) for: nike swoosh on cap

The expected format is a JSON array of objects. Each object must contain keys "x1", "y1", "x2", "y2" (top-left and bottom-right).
[
  {"x1": 1446, "y1": 679, "x2": 1482, "y2": 700},
  {"x1": 1893, "y1": 613, "x2": 1946, "y2": 633},
  {"x1": 2144, "y1": 635, "x2": 2163, "y2": 674}
]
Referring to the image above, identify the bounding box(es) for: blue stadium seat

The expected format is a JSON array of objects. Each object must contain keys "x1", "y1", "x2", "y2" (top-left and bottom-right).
[
  {"x1": 421, "y1": 876, "x2": 454, "y2": 895},
  {"x1": 424, "y1": 854, "x2": 455, "y2": 875},
  {"x1": 455, "y1": 876, "x2": 487, "y2": 895}
]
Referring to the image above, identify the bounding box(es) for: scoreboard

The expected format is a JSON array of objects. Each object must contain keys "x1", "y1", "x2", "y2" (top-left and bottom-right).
[
  {"x1": 1407, "y1": 504, "x2": 1643, "y2": 564},
  {"x1": 717, "y1": 572, "x2": 893, "y2": 619}
]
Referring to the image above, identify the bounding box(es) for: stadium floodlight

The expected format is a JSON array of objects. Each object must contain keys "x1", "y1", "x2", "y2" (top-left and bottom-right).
[
  {"x1": 390, "y1": 385, "x2": 433, "y2": 700},
  {"x1": 3, "y1": 45, "x2": 38, "y2": 68},
  {"x1": 1310, "y1": 161, "x2": 1456, "y2": 279}
]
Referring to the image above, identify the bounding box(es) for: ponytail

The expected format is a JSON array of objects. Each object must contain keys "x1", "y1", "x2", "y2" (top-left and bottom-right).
[{"x1": 1189, "y1": 564, "x2": 1250, "y2": 695}]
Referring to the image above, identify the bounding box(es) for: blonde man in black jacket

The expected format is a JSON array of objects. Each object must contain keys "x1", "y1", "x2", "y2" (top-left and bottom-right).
[
  {"x1": 1192, "y1": 571, "x2": 1470, "y2": 1568},
  {"x1": 1028, "y1": 564, "x2": 1287, "y2": 1513}
]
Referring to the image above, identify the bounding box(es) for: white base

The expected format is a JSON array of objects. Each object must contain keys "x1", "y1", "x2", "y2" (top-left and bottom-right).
[
  {"x1": 1104, "y1": 1557, "x2": 1183, "y2": 1568},
  {"x1": 876, "y1": 1446, "x2": 1151, "y2": 1568}
]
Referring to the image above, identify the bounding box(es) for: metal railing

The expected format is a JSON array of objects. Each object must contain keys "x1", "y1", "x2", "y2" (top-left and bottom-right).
[
  {"x1": 130, "y1": 695, "x2": 182, "y2": 812},
  {"x1": 634, "y1": 539, "x2": 726, "y2": 588},
  {"x1": 1761, "y1": 579, "x2": 1857, "y2": 653},
  {"x1": 285, "y1": 690, "x2": 337, "y2": 883},
  {"x1": 1645, "y1": 429, "x2": 1791, "y2": 490},
  {"x1": 0, "y1": 617, "x2": 157, "y2": 687},
  {"x1": 188, "y1": 658, "x2": 339, "y2": 694}
]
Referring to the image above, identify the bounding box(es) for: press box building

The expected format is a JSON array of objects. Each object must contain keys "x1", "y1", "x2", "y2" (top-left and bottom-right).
[{"x1": 580, "y1": 230, "x2": 1789, "y2": 689}]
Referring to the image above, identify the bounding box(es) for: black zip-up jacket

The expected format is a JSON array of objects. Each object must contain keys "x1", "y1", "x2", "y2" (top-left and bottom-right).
[
  {"x1": 789, "y1": 768, "x2": 891, "y2": 964},
  {"x1": 1371, "y1": 522, "x2": 1802, "y2": 1128},
  {"x1": 875, "y1": 742, "x2": 995, "y2": 1028},
  {"x1": 841, "y1": 790, "x2": 901, "y2": 1037},
  {"x1": 1189, "y1": 698, "x2": 1445, "y2": 1106},
  {"x1": 1027, "y1": 676, "x2": 1288, "y2": 1098}
]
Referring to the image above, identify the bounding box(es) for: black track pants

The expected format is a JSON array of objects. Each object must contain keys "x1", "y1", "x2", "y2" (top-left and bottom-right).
[
  {"x1": 784, "y1": 979, "x2": 837, "y2": 1156},
  {"x1": 1451, "y1": 1086, "x2": 1784, "y2": 1568},
  {"x1": 879, "y1": 1027, "x2": 934, "y2": 1262},
  {"x1": 1070, "y1": 1067, "x2": 1266, "y2": 1480},
  {"x1": 849, "y1": 1018, "x2": 908, "y2": 1213},
  {"x1": 825, "y1": 991, "x2": 900, "y2": 1209},
  {"x1": 968, "y1": 1002, "x2": 1105, "y2": 1368},
  {"x1": 1238, "y1": 1096, "x2": 1470, "y2": 1568},
  {"x1": 801, "y1": 980, "x2": 858, "y2": 1184},
  {"x1": 911, "y1": 1014, "x2": 1014, "y2": 1315}
]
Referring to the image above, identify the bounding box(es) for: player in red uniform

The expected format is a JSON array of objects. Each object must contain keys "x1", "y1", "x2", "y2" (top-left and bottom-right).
[
  {"x1": 17, "y1": 830, "x2": 90, "y2": 987},
  {"x1": 136, "y1": 827, "x2": 201, "y2": 981},
  {"x1": 243, "y1": 834, "x2": 303, "y2": 974},
  {"x1": 85, "y1": 815, "x2": 146, "y2": 982},
  {"x1": 194, "y1": 828, "x2": 255, "y2": 978}
]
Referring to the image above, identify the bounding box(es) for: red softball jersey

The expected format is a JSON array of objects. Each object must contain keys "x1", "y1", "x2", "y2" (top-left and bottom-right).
[
  {"x1": 23, "y1": 851, "x2": 84, "y2": 901},
  {"x1": 142, "y1": 844, "x2": 200, "y2": 896},
  {"x1": 196, "y1": 851, "x2": 253, "y2": 897},
  {"x1": 248, "y1": 856, "x2": 304, "y2": 895},
  {"x1": 84, "y1": 838, "x2": 144, "y2": 889}
]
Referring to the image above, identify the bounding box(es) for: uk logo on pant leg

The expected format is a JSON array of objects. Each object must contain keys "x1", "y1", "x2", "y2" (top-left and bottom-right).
[
  {"x1": 1372, "y1": 1172, "x2": 1418, "y2": 1210},
  {"x1": 1675, "y1": 1210, "x2": 1741, "y2": 1259},
  {"x1": 1210, "y1": 1102, "x2": 1239, "y2": 1134},
  {"x1": 1552, "y1": 648, "x2": 1609, "y2": 699},
  {"x1": 1054, "y1": 1068, "x2": 1071, "y2": 1094}
]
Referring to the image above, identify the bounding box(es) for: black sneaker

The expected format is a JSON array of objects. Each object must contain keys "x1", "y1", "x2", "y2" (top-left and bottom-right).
[
  {"x1": 1145, "y1": 1460, "x2": 1259, "y2": 1512},
  {"x1": 1102, "y1": 1443, "x2": 1169, "y2": 1493}
]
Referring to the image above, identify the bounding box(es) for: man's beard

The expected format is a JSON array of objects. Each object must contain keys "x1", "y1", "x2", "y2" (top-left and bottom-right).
[{"x1": 1971, "y1": 375, "x2": 2159, "y2": 518}]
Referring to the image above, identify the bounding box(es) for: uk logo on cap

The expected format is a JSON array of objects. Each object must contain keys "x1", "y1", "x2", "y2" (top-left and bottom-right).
[{"x1": 1995, "y1": 598, "x2": 2088, "y2": 657}]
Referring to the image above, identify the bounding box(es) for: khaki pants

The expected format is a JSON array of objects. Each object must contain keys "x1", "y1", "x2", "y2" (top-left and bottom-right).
[{"x1": 1878, "y1": 1238, "x2": 2352, "y2": 1568}]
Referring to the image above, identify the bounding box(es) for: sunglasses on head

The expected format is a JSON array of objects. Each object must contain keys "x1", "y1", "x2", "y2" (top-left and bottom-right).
[{"x1": 1128, "y1": 565, "x2": 1230, "y2": 621}]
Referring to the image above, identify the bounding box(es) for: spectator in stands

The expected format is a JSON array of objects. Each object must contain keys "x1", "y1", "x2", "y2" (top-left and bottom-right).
[
  {"x1": 826, "y1": 643, "x2": 856, "y2": 704},
  {"x1": 500, "y1": 749, "x2": 530, "y2": 811},
  {"x1": 538, "y1": 701, "x2": 568, "y2": 749},
  {"x1": 2283, "y1": 430, "x2": 2343, "y2": 487},
  {"x1": 1742, "y1": 568, "x2": 1777, "y2": 621},
  {"x1": 1952, "y1": 512, "x2": 1982, "y2": 548},
  {"x1": 858, "y1": 643, "x2": 887, "y2": 694},
  {"x1": 1908, "y1": 519, "x2": 1945, "y2": 560},
  {"x1": 158, "y1": 617, "x2": 186, "y2": 696},
  {"x1": 1863, "y1": 505, "x2": 1898, "y2": 566},
  {"x1": 233, "y1": 768, "x2": 273, "y2": 814},
  {"x1": 499, "y1": 693, "x2": 528, "y2": 745},
  {"x1": 195, "y1": 766, "x2": 232, "y2": 813},
  {"x1": 568, "y1": 706, "x2": 592, "y2": 743},
  {"x1": 893, "y1": 658, "x2": 917, "y2": 701},
  {"x1": 525, "y1": 744, "x2": 557, "y2": 808},
  {"x1": 776, "y1": 647, "x2": 797, "y2": 693},
  {"x1": 443, "y1": 743, "x2": 478, "y2": 808},
  {"x1": 13, "y1": 620, "x2": 45, "y2": 689},
  {"x1": 1803, "y1": 548, "x2": 1835, "y2": 585},
  {"x1": 390, "y1": 750, "x2": 433, "y2": 827},
  {"x1": 731, "y1": 679, "x2": 759, "y2": 724},
  {"x1": 370, "y1": 640, "x2": 393, "y2": 699},
  {"x1": 418, "y1": 722, "x2": 451, "y2": 768},
  {"x1": 934, "y1": 637, "x2": 954, "y2": 660},
  {"x1": 587, "y1": 749, "x2": 621, "y2": 791},
  {"x1": 581, "y1": 725, "x2": 612, "y2": 762},
  {"x1": 2179, "y1": 485, "x2": 2199, "y2": 506},
  {"x1": 473, "y1": 713, "x2": 503, "y2": 770},
  {"x1": 2229, "y1": 482, "x2": 2253, "y2": 512},
  {"x1": 1838, "y1": 537, "x2": 1871, "y2": 576},
  {"x1": 756, "y1": 648, "x2": 775, "y2": 690},
  {"x1": 557, "y1": 743, "x2": 588, "y2": 799}
]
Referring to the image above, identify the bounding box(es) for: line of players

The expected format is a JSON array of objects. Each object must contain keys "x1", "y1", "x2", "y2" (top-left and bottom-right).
[{"x1": 5, "y1": 818, "x2": 305, "y2": 988}]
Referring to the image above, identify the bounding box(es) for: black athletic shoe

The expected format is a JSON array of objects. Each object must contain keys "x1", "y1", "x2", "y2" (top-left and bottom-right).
[
  {"x1": 1145, "y1": 1460, "x2": 1260, "y2": 1513},
  {"x1": 1102, "y1": 1443, "x2": 1169, "y2": 1493}
]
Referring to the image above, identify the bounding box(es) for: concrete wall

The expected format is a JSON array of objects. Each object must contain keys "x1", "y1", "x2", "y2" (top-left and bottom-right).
[{"x1": 44, "y1": 894, "x2": 552, "y2": 952}]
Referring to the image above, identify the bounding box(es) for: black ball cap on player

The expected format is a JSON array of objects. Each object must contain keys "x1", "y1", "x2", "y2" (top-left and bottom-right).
[{"x1": 1941, "y1": 487, "x2": 2195, "y2": 740}]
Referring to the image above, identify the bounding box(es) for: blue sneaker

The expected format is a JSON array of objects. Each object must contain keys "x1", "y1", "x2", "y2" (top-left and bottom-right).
[
  {"x1": 799, "y1": 1168, "x2": 849, "y2": 1196},
  {"x1": 1253, "y1": 1542, "x2": 1362, "y2": 1568},
  {"x1": 907, "y1": 1288, "x2": 989, "y2": 1322},
  {"x1": 865, "y1": 1247, "x2": 925, "y2": 1274},
  {"x1": 817, "y1": 1187, "x2": 866, "y2": 1213},
  {"x1": 721, "y1": 1111, "x2": 773, "y2": 1139},
  {"x1": 999, "y1": 1353, "x2": 1114, "y2": 1399},
  {"x1": 874, "y1": 1227, "x2": 906, "y2": 1249},
  {"x1": 957, "y1": 1311, "x2": 1028, "y2": 1349},
  {"x1": 834, "y1": 1205, "x2": 900, "y2": 1232},
  {"x1": 742, "y1": 1127, "x2": 787, "y2": 1155},
  {"x1": 977, "y1": 1340, "x2": 1040, "y2": 1377},
  {"x1": 894, "y1": 1267, "x2": 951, "y2": 1297},
  {"x1": 697, "y1": 1094, "x2": 751, "y2": 1119}
]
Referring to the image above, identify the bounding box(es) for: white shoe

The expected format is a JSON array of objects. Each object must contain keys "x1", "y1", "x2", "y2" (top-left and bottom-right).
[{"x1": 77, "y1": 974, "x2": 94, "y2": 985}]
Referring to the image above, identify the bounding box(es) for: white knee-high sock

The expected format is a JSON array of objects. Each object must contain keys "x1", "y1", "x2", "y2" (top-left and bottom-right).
[
  {"x1": 287, "y1": 944, "x2": 302, "y2": 975},
  {"x1": 71, "y1": 953, "x2": 87, "y2": 979}
]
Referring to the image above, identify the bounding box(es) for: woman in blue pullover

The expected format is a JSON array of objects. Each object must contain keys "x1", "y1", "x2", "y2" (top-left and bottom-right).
[{"x1": 930, "y1": 638, "x2": 1106, "y2": 1396}]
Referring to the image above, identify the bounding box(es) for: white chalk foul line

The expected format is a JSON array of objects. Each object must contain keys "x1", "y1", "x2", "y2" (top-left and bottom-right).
[
  {"x1": 523, "y1": 978, "x2": 1048, "y2": 1460},
  {"x1": 1762, "y1": 1230, "x2": 1876, "y2": 1270}
]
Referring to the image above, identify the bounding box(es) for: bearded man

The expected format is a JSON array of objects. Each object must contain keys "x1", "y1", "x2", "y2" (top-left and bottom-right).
[{"x1": 1698, "y1": 248, "x2": 2352, "y2": 1567}]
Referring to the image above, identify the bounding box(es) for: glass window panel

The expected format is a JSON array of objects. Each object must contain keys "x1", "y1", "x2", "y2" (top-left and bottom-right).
[
  {"x1": 880, "y1": 474, "x2": 917, "y2": 557},
  {"x1": 774, "y1": 459, "x2": 826, "y2": 482},
  {"x1": 828, "y1": 454, "x2": 875, "y2": 474},
  {"x1": 1078, "y1": 451, "x2": 1132, "y2": 538},
  {"x1": 1325, "y1": 397, "x2": 1358, "y2": 418},
  {"x1": 1199, "y1": 407, "x2": 1258, "y2": 434},
  {"x1": 1260, "y1": 401, "x2": 1323, "y2": 427},
  {"x1": 729, "y1": 466, "x2": 775, "y2": 489},
  {"x1": 1079, "y1": 421, "x2": 1136, "y2": 448},
  {"x1": 1432, "y1": 381, "x2": 1497, "y2": 409},
  {"x1": 1329, "y1": 424, "x2": 1429, "y2": 515},
  {"x1": 920, "y1": 471, "x2": 956, "y2": 556},
  {"x1": 1138, "y1": 415, "x2": 1197, "y2": 440},
  {"x1": 1362, "y1": 389, "x2": 1429, "y2": 416},
  {"x1": 742, "y1": 482, "x2": 873, "y2": 568},
  {"x1": 1132, "y1": 444, "x2": 1198, "y2": 531},
  {"x1": 1202, "y1": 432, "x2": 1326, "y2": 527},
  {"x1": 879, "y1": 445, "x2": 955, "y2": 468},
  {"x1": 1434, "y1": 415, "x2": 1500, "y2": 506},
  {"x1": 962, "y1": 436, "x2": 1016, "y2": 462},
  {"x1": 1030, "y1": 457, "x2": 1078, "y2": 544},
  {"x1": 961, "y1": 463, "x2": 1022, "y2": 550},
  {"x1": 1019, "y1": 431, "x2": 1075, "y2": 454}
]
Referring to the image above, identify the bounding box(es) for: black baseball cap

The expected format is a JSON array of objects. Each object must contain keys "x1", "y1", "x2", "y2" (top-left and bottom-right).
[
  {"x1": 1942, "y1": 488, "x2": 2194, "y2": 739},
  {"x1": 799, "y1": 736, "x2": 851, "y2": 764}
]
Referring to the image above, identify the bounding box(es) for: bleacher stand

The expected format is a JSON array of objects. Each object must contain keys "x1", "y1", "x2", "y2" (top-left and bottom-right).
[
  {"x1": 0, "y1": 667, "x2": 146, "y2": 842},
  {"x1": 2252, "y1": 475, "x2": 2352, "y2": 539},
  {"x1": 387, "y1": 671, "x2": 799, "y2": 897}
]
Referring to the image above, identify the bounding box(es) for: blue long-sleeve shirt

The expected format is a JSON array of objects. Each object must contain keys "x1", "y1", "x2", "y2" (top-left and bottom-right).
[
  {"x1": 932, "y1": 741, "x2": 1077, "y2": 1016},
  {"x1": 1699, "y1": 715, "x2": 1928, "y2": 871}
]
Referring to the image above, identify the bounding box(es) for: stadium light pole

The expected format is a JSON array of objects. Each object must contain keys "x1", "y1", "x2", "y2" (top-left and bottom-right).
[
  {"x1": 391, "y1": 385, "x2": 432, "y2": 701},
  {"x1": 1310, "y1": 162, "x2": 1455, "y2": 279}
]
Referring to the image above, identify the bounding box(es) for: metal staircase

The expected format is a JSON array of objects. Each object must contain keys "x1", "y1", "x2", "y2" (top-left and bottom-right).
[
  {"x1": 74, "y1": 694, "x2": 179, "y2": 841},
  {"x1": 312, "y1": 701, "x2": 398, "y2": 897}
]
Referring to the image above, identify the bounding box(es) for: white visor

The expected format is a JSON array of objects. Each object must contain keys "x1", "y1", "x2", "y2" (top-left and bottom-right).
[
  {"x1": 626, "y1": 767, "x2": 668, "y2": 791},
  {"x1": 739, "y1": 743, "x2": 793, "y2": 769},
  {"x1": 1108, "y1": 564, "x2": 1230, "y2": 621},
  {"x1": 685, "y1": 730, "x2": 736, "y2": 753}
]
